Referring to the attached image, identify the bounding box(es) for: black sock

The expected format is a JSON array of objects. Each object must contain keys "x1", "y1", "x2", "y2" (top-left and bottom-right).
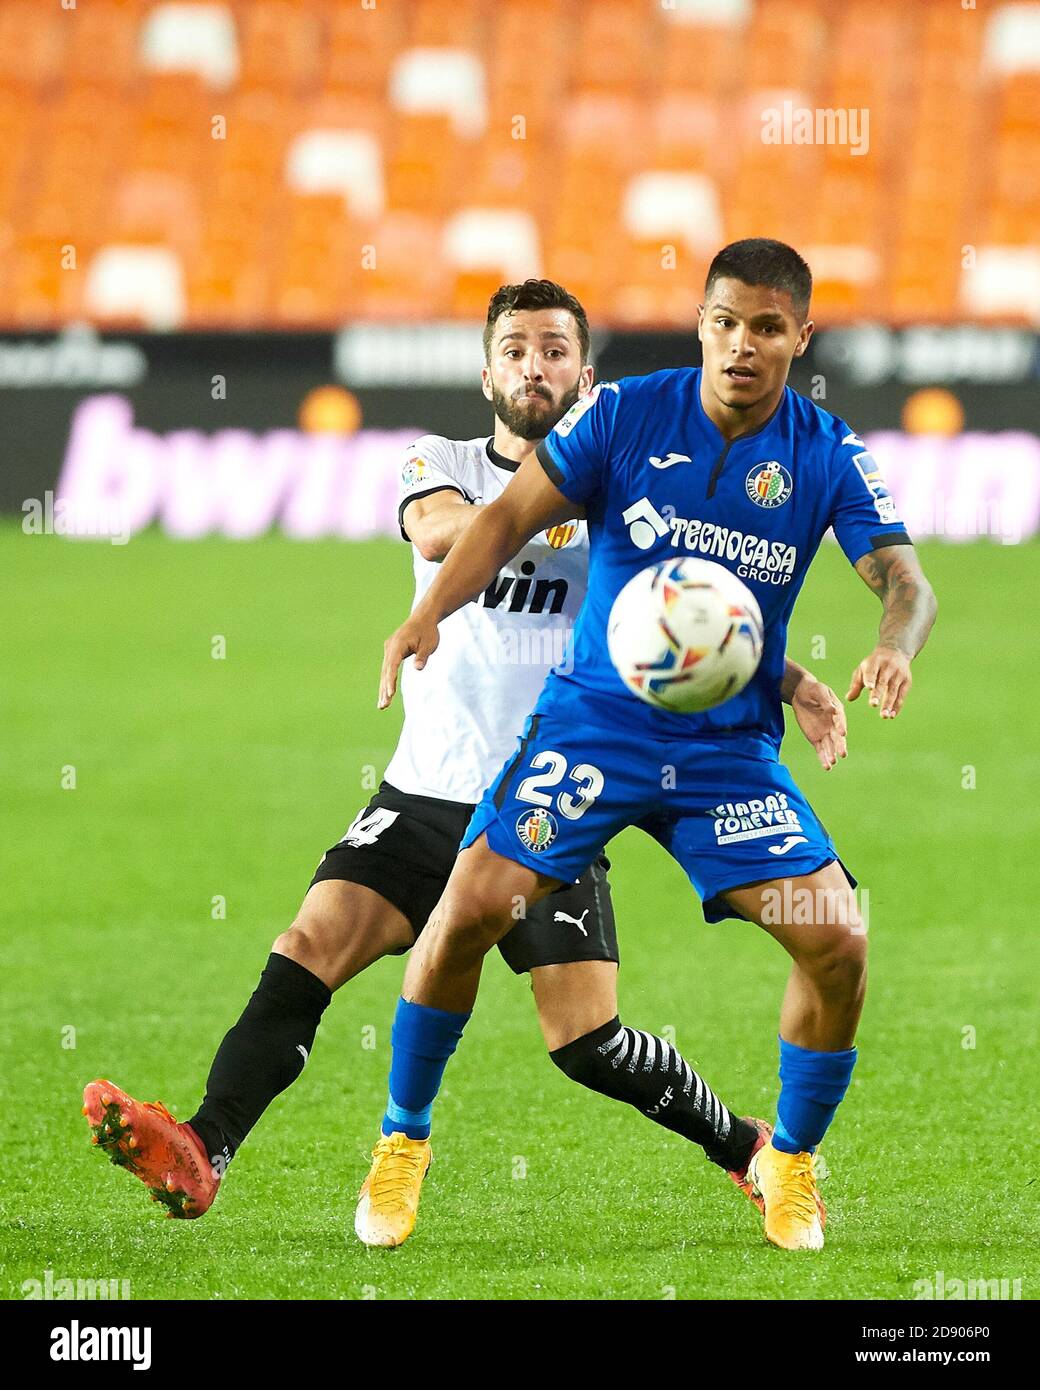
[
  {"x1": 550, "y1": 1016, "x2": 760, "y2": 1172},
  {"x1": 188, "y1": 954, "x2": 332, "y2": 1172}
]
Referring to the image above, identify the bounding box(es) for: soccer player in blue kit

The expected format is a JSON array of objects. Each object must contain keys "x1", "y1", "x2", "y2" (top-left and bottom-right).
[{"x1": 364, "y1": 239, "x2": 938, "y2": 1252}]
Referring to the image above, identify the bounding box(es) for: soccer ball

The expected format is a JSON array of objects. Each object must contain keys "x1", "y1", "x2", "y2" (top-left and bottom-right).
[{"x1": 607, "y1": 558, "x2": 764, "y2": 713}]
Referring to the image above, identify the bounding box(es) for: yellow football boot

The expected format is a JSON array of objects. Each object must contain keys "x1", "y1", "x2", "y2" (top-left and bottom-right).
[
  {"x1": 354, "y1": 1131, "x2": 432, "y2": 1248},
  {"x1": 747, "y1": 1143, "x2": 826, "y2": 1250}
]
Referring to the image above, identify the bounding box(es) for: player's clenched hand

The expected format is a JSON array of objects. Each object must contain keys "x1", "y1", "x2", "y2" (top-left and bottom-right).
[
  {"x1": 378, "y1": 611, "x2": 441, "y2": 709},
  {"x1": 791, "y1": 675, "x2": 848, "y2": 771},
  {"x1": 846, "y1": 645, "x2": 912, "y2": 719}
]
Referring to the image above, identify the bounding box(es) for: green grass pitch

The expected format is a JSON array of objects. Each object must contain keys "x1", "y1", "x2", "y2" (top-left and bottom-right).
[{"x1": 2, "y1": 523, "x2": 1037, "y2": 1300}]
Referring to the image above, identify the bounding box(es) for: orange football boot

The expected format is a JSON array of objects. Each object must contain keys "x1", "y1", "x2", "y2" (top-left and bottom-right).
[
  {"x1": 83, "y1": 1079, "x2": 220, "y2": 1219},
  {"x1": 726, "y1": 1116, "x2": 774, "y2": 1213}
]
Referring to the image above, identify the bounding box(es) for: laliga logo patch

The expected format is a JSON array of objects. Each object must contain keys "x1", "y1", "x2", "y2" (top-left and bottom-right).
[
  {"x1": 553, "y1": 381, "x2": 619, "y2": 438},
  {"x1": 402, "y1": 457, "x2": 427, "y2": 488},
  {"x1": 516, "y1": 806, "x2": 558, "y2": 853},
  {"x1": 746, "y1": 460, "x2": 793, "y2": 509},
  {"x1": 544, "y1": 520, "x2": 579, "y2": 549}
]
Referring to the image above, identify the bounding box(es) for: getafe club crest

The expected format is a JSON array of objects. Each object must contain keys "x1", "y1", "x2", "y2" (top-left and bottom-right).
[
  {"x1": 516, "y1": 806, "x2": 558, "y2": 852},
  {"x1": 746, "y1": 460, "x2": 793, "y2": 509},
  {"x1": 544, "y1": 520, "x2": 579, "y2": 549}
]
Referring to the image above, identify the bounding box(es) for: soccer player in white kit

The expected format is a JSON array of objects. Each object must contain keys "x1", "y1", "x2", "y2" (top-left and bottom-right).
[{"x1": 83, "y1": 281, "x2": 849, "y2": 1233}]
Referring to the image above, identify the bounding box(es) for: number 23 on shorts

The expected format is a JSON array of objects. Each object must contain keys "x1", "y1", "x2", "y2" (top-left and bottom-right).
[{"x1": 516, "y1": 751, "x2": 604, "y2": 820}]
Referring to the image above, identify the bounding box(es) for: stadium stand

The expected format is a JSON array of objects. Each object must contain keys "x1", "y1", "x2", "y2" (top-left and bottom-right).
[{"x1": 0, "y1": 0, "x2": 1036, "y2": 328}]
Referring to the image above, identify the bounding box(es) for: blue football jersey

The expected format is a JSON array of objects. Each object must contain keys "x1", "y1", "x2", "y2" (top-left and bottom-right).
[{"x1": 533, "y1": 367, "x2": 911, "y2": 750}]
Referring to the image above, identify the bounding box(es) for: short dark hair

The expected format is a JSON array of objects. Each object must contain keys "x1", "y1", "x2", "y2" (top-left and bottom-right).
[
  {"x1": 483, "y1": 279, "x2": 591, "y2": 364},
  {"x1": 705, "y1": 238, "x2": 813, "y2": 320}
]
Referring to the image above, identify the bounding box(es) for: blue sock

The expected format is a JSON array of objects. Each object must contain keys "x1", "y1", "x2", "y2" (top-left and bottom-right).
[
  {"x1": 382, "y1": 997, "x2": 471, "y2": 1140},
  {"x1": 773, "y1": 1035, "x2": 857, "y2": 1154}
]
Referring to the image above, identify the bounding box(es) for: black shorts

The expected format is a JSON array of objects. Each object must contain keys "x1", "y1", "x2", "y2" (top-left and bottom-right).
[{"x1": 309, "y1": 781, "x2": 619, "y2": 975}]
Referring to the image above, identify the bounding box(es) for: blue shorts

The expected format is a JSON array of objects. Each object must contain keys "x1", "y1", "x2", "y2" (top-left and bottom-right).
[{"x1": 460, "y1": 711, "x2": 855, "y2": 924}]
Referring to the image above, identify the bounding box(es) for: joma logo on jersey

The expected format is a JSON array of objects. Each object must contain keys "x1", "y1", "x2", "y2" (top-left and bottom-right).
[
  {"x1": 622, "y1": 497, "x2": 797, "y2": 585},
  {"x1": 481, "y1": 559, "x2": 568, "y2": 614}
]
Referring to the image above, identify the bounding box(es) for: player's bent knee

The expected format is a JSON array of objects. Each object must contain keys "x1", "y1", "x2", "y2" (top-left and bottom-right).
[
  {"x1": 807, "y1": 930, "x2": 867, "y2": 998},
  {"x1": 422, "y1": 901, "x2": 508, "y2": 962},
  {"x1": 433, "y1": 880, "x2": 540, "y2": 954},
  {"x1": 273, "y1": 882, "x2": 413, "y2": 990},
  {"x1": 447, "y1": 837, "x2": 557, "y2": 921}
]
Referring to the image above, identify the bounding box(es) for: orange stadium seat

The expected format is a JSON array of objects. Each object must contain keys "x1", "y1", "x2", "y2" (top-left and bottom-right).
[
  {"x1": 139, "y1": 72, "x2": 212, "y2": 124},
  {"x1": 443, "y1": 207, "x2": 540, "y2": 315},
  {"x1": 270, "y1": 245, "x2": 358, "y2": 327},
  {"x1": 542, "y1": 238, "x2": 618, "y2": 321},
  {"x1": 622, "y1": 171, "x2": 723, "y2": 261},
  {"x1": 483, "y1": 0, "x2": 570, "y2": 146},
  {"x1": 10, "y1": 235, "x2": 88, "y2": 328},
  {"x1": 407, "y1": 0, "x2": 485, "y2": 50},
  {"x1": 726, "y1": 147, "x2": 817, "y2": 250},
  {"x1": 571, "y1": 1, "x2": 655, "y2": 95},
  {"x1": 466, "y1": 140, "x2": 547, "y2": 219},
  {"x1": 487, "y1": 0, "x2": 571, "y2": 80},
  {"x1": 286, "y1": 127, "x2": 384, "y2": 221},
  {"x1": 447, "y1": 269, "x2": 499, "y2": 319},
  {"x1": 985, "y1": 204, "x2": 1040, "y2": 247},
  {"x1": 322, "y1": 4, "x2": 405, "y2": 95},
  {"x1": 998, "y1": 73, "x2": 1040, "y2": 135},
  {"x1": 647, "y1": 94, "x2": 719, "y2": 174},
  {"x1": 187, "y1": 236, "x2": 270, "y2": 328},
  {"x1": 42, "y1": 86, "x2": 128, "y2": 142},
  {"x1": 0, "y1": 1, "x2": 66, "y2": 92},
  {"x1": 64, "y1": 2, "x2": 140, "y2": 88},
  {"x1": 350, "y1": 212, "x2": 449, "y2": 320},
  {"x1": 273, "y1": 191, "x2": 364, "y2": 315},
  {"x1": 888, "y1": 244, "x2": 960, "y2": 323},
  {"x1": 138, "y1": 2, "x2": 238, "y2": 88},
  {"x1": 611, "y1": 236, "x2": 705, "y2": 329},
  {"x1": 657, "y1": 17, "x2": 745, "y2": 98},
  {"x1": 108, "y1": 171, "x2": 201, "y2": 256},
  {"x1": 384, "y1": 114, "x2": 468, "y2": 217},
  {"x1": 84, "y1": 243, "x2": 186, "y2": 328},
  {"x1": 744, "y1": 0, "x2": 824, "y2": 94},
  {"x1": 811, "y1": 170, "x2": 882, "y2": 247},
  {"x1": 20, "y1": 183, "x2": 109, "y2": 249},
  {"x1": 238, "y1": 2, "x2": 321, "y2": 93}
]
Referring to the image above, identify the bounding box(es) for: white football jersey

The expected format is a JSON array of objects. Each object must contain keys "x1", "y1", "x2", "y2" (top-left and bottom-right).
[{"x1": 383, "y1": 434, "x2": 588, "y2": 804}]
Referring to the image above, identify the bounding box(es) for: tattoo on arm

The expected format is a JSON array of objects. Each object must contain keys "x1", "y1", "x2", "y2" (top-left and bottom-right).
[{"x1": 854, "y1": 546, "x2": 937, "y2": 658}]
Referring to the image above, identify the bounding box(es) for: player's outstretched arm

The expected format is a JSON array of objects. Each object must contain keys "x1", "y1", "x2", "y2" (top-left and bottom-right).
[
  {"x1": 402, "y1": 491, "x2": 482, "y2": 563},
  {"x1": 847, "y1": 544, "x2": 938, "y2": 719},
  {"x1": 781, "y1": 658, "x2": 848, "y2": 771},
  {"x1": 378, "y1": 454, "x2": 576, "y2": 708}
]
